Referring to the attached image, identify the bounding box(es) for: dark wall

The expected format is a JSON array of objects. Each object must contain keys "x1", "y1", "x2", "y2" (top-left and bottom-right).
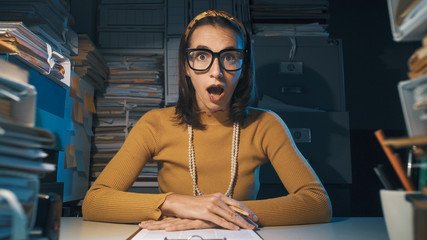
[
  {"x1": 328, "y1": 0, "x2": 419, "y2": 216},
  {"x1": 329, "y1": 0, "x2": 418, "y2": 131}
]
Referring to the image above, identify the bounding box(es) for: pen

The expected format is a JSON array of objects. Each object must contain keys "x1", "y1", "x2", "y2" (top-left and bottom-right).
[
  {"x1": 229, "y1": 205, "x2": 259, "y2": 229},
  {"x1": 373, "y1": 164, "x2": 395, "y2": 190},
  {"x1": 375, "y1": 130, "x2": 415, "y2": 191},
  {"x1": 229, "y1": 206, "x2": 250, "y2": 216}
]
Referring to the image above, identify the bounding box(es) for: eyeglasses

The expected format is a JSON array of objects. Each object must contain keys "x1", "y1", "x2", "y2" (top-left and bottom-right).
[{"x1": 186, "y1": 48, "x2": 246, "y2": 71}]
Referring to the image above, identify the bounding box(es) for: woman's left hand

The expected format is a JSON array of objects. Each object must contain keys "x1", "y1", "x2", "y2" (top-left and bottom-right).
[{"x1": 139, "y1": 217, "x2": 217, "y2": 231}]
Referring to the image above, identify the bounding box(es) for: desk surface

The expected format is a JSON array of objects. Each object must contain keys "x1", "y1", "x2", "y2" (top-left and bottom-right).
[{"x1": 60, "y1": 217, "x2": 389, "y2": 240}]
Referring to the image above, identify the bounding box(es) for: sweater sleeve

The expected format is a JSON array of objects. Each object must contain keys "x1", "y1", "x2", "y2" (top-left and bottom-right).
[
  {"x1": 242, "y1": 111, "x2": 332, "y2": 226},
  {"x1": 82, "y1": 110, "x2": 173, "y2": 223}
]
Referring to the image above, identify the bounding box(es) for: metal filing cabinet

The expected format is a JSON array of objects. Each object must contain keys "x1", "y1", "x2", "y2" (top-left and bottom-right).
[
  {"x1": 98, "y1": 0, "x2": 165, "y2": 49},
  {"x1": 254, "y1": 36, "x2": 351, "y2": 216}
]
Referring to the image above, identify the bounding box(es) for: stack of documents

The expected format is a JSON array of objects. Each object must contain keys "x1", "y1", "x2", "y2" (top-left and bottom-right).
[
  {"x1": 0, "y1": 170, "x2": 39, "y2": 239},
  {"x1": 72, "y1": 35, "x2": 109, "y2": 90},
  {"x1": 398, "y1": 75, "x2": 427, "y2": 137},
  {"x1": 97, "y1": 1, "x2": 165, "y2": 49},
  {"x1": 0, "y1": 121, "x2": 56, "y2": 239},
  {"x1": 0, "y1": 60, "x2": 56, "y2": 239},
  {"x1": 253, "y1": 22, "x2": 329, "y2": 37},
  {"x1": 0, "y1": 121, "x2": 55, "y2": 173},
  {"x1": 251, "y1": 0, "x2": 329, "y2": 37},
  {"x1": 0, "y1": 22, "x2": 71, "y2": 87},
  {"x1": 90, "y1": 49, "x2": 163, "y2": 188},
  {"x1": 91, "y1": 158, "x2": 159, "y2": 188},
  {"x1": 402, "y1": 36, "x2": 427, "y2": 122},
  {"x1": 413, "y1": 81, "x2": 427, "y2": 121},
  {"x1": 133, "y1": 160, "x2": 159, "y2": 187},
  {"x1": 251, "y1": 0, "x2": 329, "y2": 21},
  {"x1": 0, "y1": 0, "x2": 78, "y2": 57},
  {"x1": 408, "y1": 35, "x2": 427, "y2": 79},
  {"x1": 93, "y1": 49, "x2": 163, "y2": 131},
  {"x1": 387, "y1": 0, "x2": 427, "y2": 41},
  {"x1": 0, "y1": 59, "x2": 55, "y2": 170},
  {"x1": 0, "y1": 58, "x2": 36, "y2": 126}
]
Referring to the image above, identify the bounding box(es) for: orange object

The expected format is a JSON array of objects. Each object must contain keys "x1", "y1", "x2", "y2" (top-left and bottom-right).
[{"x1": 375, "y1": 130, "x2": 415, "y2": 191}]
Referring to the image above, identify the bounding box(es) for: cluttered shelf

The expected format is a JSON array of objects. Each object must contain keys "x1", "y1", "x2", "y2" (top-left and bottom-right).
[{"x1": 375, "y1": 1, "x2": 427, "y2": 239}]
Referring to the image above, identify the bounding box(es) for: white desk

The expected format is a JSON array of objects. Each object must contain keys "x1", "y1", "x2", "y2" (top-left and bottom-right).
[{"x1": 59, "y1": 217, "x2": 389, "y2": 240}]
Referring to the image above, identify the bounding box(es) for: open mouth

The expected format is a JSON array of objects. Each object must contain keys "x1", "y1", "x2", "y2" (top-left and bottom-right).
[{"x1": 207, "y1": 86, "x2": 224, "y2": 95}]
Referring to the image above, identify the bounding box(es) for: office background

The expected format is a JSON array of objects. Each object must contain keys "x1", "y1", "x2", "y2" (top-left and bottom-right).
[
  {"x1": 1, "y1": 0, "x2": 421, "y2": 220},
  {"x1": 68, "y1": 0, "x2": 419, "y2": 217}
]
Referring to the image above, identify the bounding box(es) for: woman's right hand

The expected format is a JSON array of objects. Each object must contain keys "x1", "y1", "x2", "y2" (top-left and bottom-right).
[
  {"x1": 139, "y1": 217, "x2": 217, "y2": 231},
  {"x1": 159, "y1": 192, "x2": 258, "y2": 230}
]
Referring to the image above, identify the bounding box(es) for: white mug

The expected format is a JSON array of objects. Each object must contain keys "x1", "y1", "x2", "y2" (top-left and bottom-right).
[{"x1": 380, "y1": 189, "x2": 414, "y2": 240}]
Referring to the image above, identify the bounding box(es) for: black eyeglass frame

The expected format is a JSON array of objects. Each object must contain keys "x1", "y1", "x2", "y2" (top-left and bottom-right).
[{"x1": 185, "y1": 48, "x2": 247, "y2": 72}]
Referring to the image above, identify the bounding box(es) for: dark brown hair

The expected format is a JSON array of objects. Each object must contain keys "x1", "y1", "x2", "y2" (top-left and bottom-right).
[{"x1": 175, "y1": 12, "x2": 256, "y2": 129}]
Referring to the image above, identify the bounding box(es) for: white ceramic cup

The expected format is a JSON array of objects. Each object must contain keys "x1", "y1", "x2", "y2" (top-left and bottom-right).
[{"x1": 380, "y1": 189, "x2": 414, "y2": 240}]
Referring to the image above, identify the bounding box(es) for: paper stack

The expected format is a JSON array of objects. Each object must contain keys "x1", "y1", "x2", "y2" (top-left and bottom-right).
[
  {"x1": 408, "y1": 35, "x2": 427, "y2": 79},
  {"x1": 251, "y1": 0, "x2": 329, "y2": 37},
  {"x1": 0, "y1": 22, "x2": 71, "y2": 87},
  {"x1": 0, "y1": 59, "x2": 56, "y2": 239},
  {"x1": 90, "y1": 49, "x2": 163, "y2": 188},
  {"x1": 0, "y1": 0, "x2": 78, "y2": 58},
  {"x1": 72, "y1": 35, "x2": 110, "y2": 90},
  {"x1": 399, "y1": 35, "x2": 427, "y2": 124},
  {"x1": 0, "y1": 58, "x2": 35, "y2": 126},
  {"x1": 387, "y1": 0, "x2": 427, "y2": 42},
  {"x1": 409, "y1": 36, "x2": 427, "y2": 121},
  {"x1": 253, "y1": 22, "x2": 329, "y2": 37}
]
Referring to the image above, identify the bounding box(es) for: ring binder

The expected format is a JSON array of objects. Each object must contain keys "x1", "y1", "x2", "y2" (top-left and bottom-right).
[{"x1": 164, "y1": 236, "x2": 226, "y2": 240}]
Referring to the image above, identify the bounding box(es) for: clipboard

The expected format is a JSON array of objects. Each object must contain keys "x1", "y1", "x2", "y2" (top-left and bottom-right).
[
  {"x1": 127, "y1": 228, "x2": 264, "y2": 240},
  {"x1": 127, "y1": 229, "x2": 225, "y2": 240}
]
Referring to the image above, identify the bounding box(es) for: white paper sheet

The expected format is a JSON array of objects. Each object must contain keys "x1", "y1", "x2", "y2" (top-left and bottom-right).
[{"x1": 131, "y1": 228, "x2": 262, "y2": 240}]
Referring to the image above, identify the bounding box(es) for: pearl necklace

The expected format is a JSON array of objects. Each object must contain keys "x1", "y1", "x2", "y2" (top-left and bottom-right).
[{"x1": 188, "y1": 122, "x2": 240, "y2": 198}]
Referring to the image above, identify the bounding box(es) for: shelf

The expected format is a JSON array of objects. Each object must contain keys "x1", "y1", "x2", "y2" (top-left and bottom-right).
[
  {"x1": 387, "y1": 0, "x2": 427, "y2": 42},
  {"x1": 0, "y1": 22, "x2": 71, "y2": 87},
  {"x1": 398, "y1": 74, "x2": 427, "y2": 137}
]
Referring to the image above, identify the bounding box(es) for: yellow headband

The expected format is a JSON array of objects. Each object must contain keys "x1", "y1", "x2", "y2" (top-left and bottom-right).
[{"x1": 184, "y1": 10, "x2": 246, "y2": 41}]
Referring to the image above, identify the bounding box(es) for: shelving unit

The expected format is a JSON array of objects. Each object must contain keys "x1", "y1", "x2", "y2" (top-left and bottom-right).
[
  {"x1": 398, "y1": 75, "x2": 427, "y2": 137},
  {"x1": 384, "y1": 0, "x2": 427, "y2": 197},
  {"x1": 387, "y1": 0, "x2": 427, "y2": 41},
  {"x1": 386, "y1": 0, "x2": 427, "y2": 135}
]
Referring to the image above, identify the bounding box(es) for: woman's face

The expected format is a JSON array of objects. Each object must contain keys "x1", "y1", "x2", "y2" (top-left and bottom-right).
[{"x1": 186, "y1": 24, "x2": 244, "y2": 113}]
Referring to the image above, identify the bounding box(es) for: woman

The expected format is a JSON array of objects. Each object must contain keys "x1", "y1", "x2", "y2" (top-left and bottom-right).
[{"x1": 82, "y1": 10, "x2": 332, "y2": 231}]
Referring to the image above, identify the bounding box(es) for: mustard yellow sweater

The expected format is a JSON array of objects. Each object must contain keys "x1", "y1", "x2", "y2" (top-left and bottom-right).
[{"x1": 82, "y1": 107, "x2": 332, "y2": 226}]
